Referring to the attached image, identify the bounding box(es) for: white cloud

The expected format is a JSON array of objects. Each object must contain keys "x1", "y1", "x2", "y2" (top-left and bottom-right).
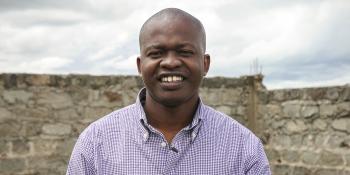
[{"x1": 0, "y1": 0, "x2": 349, "y2": 89}]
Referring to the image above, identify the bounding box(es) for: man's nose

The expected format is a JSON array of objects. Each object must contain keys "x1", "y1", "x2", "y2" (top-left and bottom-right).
[{"x1": 160, "y1": 52, "x2": 181, "y2": 69}]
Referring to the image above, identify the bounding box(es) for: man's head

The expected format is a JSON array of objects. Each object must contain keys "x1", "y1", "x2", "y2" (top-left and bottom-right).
[{"x1": 137, "y1": 8, "x2": 210, "y2": 107}]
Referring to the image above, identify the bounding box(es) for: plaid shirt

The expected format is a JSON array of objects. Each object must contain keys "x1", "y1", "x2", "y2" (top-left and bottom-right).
[{"x1": 67, "y1": 88, "x2": 271, "y2": 174}]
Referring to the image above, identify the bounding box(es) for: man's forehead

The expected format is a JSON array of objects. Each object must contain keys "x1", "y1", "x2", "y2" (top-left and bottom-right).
[{"x1": 139, "y1": 8, "x2": 206, "y2": 52}]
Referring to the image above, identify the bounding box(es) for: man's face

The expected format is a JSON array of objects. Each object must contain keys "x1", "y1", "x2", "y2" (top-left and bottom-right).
[{"x1": 137, "y1": 17, "x2": 210, "y2": 107}]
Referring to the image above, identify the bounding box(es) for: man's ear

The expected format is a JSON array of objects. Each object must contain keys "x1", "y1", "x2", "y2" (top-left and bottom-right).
[
  {"x1": 137, "y1": 57, "x2": 142, "y2": 75},
  {"x1": 203, "y1": 54, "x2": 210, "y2": 76}
]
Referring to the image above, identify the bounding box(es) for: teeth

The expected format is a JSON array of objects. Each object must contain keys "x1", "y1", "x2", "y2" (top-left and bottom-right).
[{"x1": 161, "y1": 76, "x2": 183, "y2": 82}]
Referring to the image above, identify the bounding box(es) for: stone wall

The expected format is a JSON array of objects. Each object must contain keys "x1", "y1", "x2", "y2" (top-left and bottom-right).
[
  {"x1": 259, "y1": 86, "x2": 350, "y2": 175},
  {"x1": 0, "y1": 73, "x2": 349, "y2": 175}
]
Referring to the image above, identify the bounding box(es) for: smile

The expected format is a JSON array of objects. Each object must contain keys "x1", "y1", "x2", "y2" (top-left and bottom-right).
[{"x1": 161, "y1": 75, "x2": 184, "y2": 82}]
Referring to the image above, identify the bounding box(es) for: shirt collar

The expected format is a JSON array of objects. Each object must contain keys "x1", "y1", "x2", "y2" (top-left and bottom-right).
[{"x1": 134, "y1": 88, "x2": 206, "y2": 142}]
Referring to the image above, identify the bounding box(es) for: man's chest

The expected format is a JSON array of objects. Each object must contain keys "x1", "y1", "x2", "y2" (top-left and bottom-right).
[{"x1": 95, "y1": 132, "x2": 241, "y2": 175}]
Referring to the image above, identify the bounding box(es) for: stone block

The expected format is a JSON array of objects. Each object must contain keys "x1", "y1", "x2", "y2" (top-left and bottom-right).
[
  {"x1": 271, "y1": 134, "x2": 292, "y2": 148},
  {"x1": 301, "y1": 150, "x2": 319, "y2": 165},
  {"x1": 56, "y1": 138, "x2": 77, "y2": 156},
  {"x1": 339, "y1": 170, "x2": 350, "y2": 175},
  {"x1": 286, "y1": 120, "x2": 307, "y2": 133},
  {"x1": 327, "y1": 132, "x2": 348, "y2": 148},
  {"x1": 26, "y1": 155, "x2": 68, "y2": 174},
  {"x1": 293, "y1": 166, "x2": 311, "y2": 175},
  {"x1": 20, "y1": 121, "x2": 42, "y2": 137},
  {"x1": 12, "y1": 139, "x2": 31, "y2": 156},
  {"x1": 26, "y1": 74, "x2": 51, "y2": 86},
  {"x1": 345, "y1": 154, "x2": 350, "y2": 166},
  {"x1": 0, "y1": 140, "x2": 9, "y2": 157},
  {"x1": 314, "y1": 168, "x2": 340, "y2": 175},
  {"x1": 271, "y1": 90, "x2": 285, "y2": 102},
  {"x1": 337, "y1": 102, "x2": 350, "y2": 118},
  {"x1": 81, "y1": 107, "x2": 112, "y2": 123},
  {"x1": 282, "y1": 101, "x2": 301, "y2": 118},
  {"x1": 0, "y1": 120, "x2": 21, "y2": 137},
  {"x1": 325, "y1": 88, "x2": 339, "y2": 100},
  {"x1": 42, "y1": 123, "x2": 71, "y2": 136},
  {"x1": 312, "y1": 119, "x2": 327, "y2": 131},
  {"x1": 236, "y1": 106, "x2": 246, "y2": 116},
  {"x1": 290, "y1": 134, "x2": 303, "y2": 147},
  {"x1": 281, "y1": 150, "x2": 299, "y2": 163},
  {"x1": 32, "y1": 139, "x2": 59, "y2": 156},
  {"x1": 54, "y1": 108, "x2": 80, "y2": 120},
  {"x1": 300, "y1": 105, "x2": 319, "y2": 118},
  {"x1": 0, "y1": 108, "x2": 13, "y2": 122},
  {"x1": 320, "y1": 104, "x2": 337, "y2": 117},
  {"x1": 271, "y1": 164, "x2": 292, "y2": 175},
  {"x1": 37, "y1": 91, "x2": 73, "y2": 109},
  {"x1": 265, "y1": 148, "x2": 281, "y2": 163},
  {"x1": 2, "y1": 90, "x2": 33, "y2": 104},
  {"x1": 332, "y1": 118, "x2": 350, "y2": 133},
  {"x1": 317, "y1": 151, "x2": 343, "y2": 166},
  {"x1": 0, "y1": 158, "x2": 26, "y2": 173}
]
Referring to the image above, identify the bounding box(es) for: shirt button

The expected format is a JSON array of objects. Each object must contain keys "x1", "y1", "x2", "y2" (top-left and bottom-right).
[
  {"x1": 191, "y1": 133, "x2": 196, "y2": 139},
  {"x1": 160, "y1": 142, "x2": 167, "y2": 147},
  {"x1": 143, "y1": 133, "x2": 148, "y2": 140}
]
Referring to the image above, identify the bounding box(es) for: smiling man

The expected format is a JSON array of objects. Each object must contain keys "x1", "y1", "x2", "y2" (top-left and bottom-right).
[{"x1": 67, "y1": 8, "x2": 271, "y2": 175}]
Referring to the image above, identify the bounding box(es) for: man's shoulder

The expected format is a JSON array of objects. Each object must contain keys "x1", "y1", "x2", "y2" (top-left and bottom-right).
[
  {"x1": 202, "y1": 105, "x2": 257, "y2": 140},
  {"x1": 79, "y1": 104, "x2": 138, "y2": 138}
]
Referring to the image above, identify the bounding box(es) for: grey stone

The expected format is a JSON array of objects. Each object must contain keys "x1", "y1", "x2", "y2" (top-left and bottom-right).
[
  {"x1": 37, "y1": 91, "x2": 73, "y2": 109},
  {"x1": 293, "y1": 166, "x2": 311, "y2": 175},
  {"x1": 282, "y1": 101, "x2": 301, "y2": 118},
  {"x1": 300, "y1": 105, "x2": 319, "y2": 118},
  {"x1": 271, "y1": 134, "x2": 292, "y2": 147},
  {"x1": 286, "y1": 120, "x2": 307, "y2": 133},
  {"x1": 332, "y1": 118, "x2": 350, "y2": 132},
  {"x1": 0, "y1": 140, "x2": 9, "y2": 156},
  {"x1": 0, "y1": 108, "x2": 12, "y2": 122},
  {"x1": 339, "y1": 170, "x2": 350, "y2": 175},
  {"x1": 271, "y1": 90, "x2": 285, "y2": 102},
  {"x1": 320, "y1": 104, "x2": 338, "y2": 117},
  {"x1": 281, "y1": 150, "x2": 299, "y2": 163},
  {"x1": 314, "y1": 168, "x2": 340, "y2": 175},
  {"x1": 272, "y1": 164, "x2": 292, "y2": 175},
  {"x1": 327, "y1": 132, "x2": 348, "y2": 148},
  {"x1": 32, "y1": 139, "x2": 60, "y2": 156},
  {"x1": 312, "y1": 119, "x2": 327, "y2": 131},
  {"x1": 337, "y1": 102, "x2": 350, "y2": 118},
  {"x1": 2, "y1": 90, "x2": 33, "y2": 104},
  {"x1": 81, "y1": 107, "x2": 112, "y2": 123},
  {"x1": 0, "y1": 120, "x2": 21, "y2": 137},
  {"x1": 54, "y1": 108, "x2": 80, "y2": 120},
  {"x1": 301, "y1": 150, "x2": 319, "y2": 165},
  {"x1": 290, "y1": 134, "x2": 303, "y2": 147},
  {"x1": 12, "y1": 139, "x2": 31, "y2": 155},
  {"x1": 42, "y1": 123, "x2": 72, "y2": 136},
  {"x1": 325, "y1": 88, "x2": 339, "y2": 100},
  {"x1": 0, "y1": 158, "x2": 25, "y2": 173},
  {"x1": 345, "y1": 154, "x2": 350, "y2": 166},
  {"x1": 318, "y1": 151, "x2": 343, "y2": 166},
  {"x1": 265, "y1": 148, "x2": 281, "y2": 163}
]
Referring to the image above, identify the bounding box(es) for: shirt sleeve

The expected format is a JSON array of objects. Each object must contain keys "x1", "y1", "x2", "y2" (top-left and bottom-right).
[
  {"x1": 66, "y1": 125, "x2": 96, "y2": 175},
  {"x1": 244, "y1": 133, "x2": 272, "y2": 175}
]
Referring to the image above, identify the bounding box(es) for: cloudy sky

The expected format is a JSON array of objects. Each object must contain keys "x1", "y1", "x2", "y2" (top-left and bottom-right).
[{"x1": 0, "y1": 0, "x2": 349, "y2": 89}]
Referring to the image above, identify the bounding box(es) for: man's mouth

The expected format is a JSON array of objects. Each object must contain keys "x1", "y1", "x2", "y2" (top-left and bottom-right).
[{"x1": 161, "y1": 75, "x2": 184, "y2": 83}]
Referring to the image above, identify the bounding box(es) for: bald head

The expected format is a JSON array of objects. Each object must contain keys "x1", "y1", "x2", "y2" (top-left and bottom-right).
[{"x1": 139, "y1": 8, "x2": 206, "y2": 52}]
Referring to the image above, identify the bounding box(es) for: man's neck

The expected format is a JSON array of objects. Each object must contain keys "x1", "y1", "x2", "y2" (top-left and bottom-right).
[{"x1": 144, "y1": 93, "x2": 199, "y2": 143}]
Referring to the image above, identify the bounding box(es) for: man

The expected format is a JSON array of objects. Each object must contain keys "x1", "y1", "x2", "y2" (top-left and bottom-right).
[{"x1": 67, "y1": 8, "x2": 271, "y2": 174}]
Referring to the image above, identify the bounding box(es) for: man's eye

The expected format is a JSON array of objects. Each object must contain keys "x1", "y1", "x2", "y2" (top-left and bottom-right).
[
  {"x1": 148, "y1": 51, "x2": 162, "y2": 58},
  {"x1": 178, "y1": 50, "x2": 193, "y2": 57}
]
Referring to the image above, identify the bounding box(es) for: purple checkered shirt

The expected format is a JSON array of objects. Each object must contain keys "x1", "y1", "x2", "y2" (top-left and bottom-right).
[{"x1": 67, "y1": 88, "x2": 271, "y2": 174}]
